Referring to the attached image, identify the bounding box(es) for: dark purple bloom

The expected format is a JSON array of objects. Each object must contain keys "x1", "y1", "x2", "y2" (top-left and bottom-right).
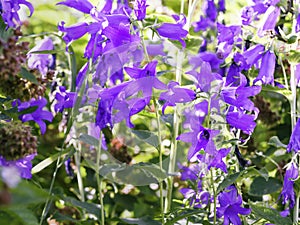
[
  {"x1": 206, "y1": 0, "x2": 217, "y2": 22},
  {"x1": 254, "y1": 50, "x2": 276, "y2": 85},
  {"x1": 57, "y1": 0, "x2": 93, "y2": 14},
  {"x1": 257, "y1": 6, "x2": 280, "y2": 37},
  {"x1": 16, "y1": 97, "x2": 54, "y2": 135},
  {"x1": 0, "y1": 0, "x2": 33, "y2": 28},
  {"x1": 296, "y1": 14, "x2": 300, "y2": 33},
  {"x1": 156, "y1": 14, "x2": 188, "y2": 48},
  {"x1": 54, "y1": 86, "x2": 76, "y2": 113},
  {"x1": 218, "y1": 0, "x2": 226, "y2": 12},
  {"x1": 27, "y1": 37, "x2": 54, "y2": 76},
  {"x1": 134, "y1": 0, "x2": 148, "y2": 20},
  {"x1": 226, "y1": 111, "x2": 256, "y2": 134},
  {"x1": 280, "y1": 162, "x2": 298, "y2": 209},
  {"x1": 217, "y1": 185, "x2": 251, "y2": 225},
  {"x1": 159, "y1": 81, "x2": 196, "y2": 114},
  {"x1": 287, "y1": 118, "x2": 300, "y2": 153},
  {"x1": 0, "y1": 153, "x2": 36, "y2": 179}
]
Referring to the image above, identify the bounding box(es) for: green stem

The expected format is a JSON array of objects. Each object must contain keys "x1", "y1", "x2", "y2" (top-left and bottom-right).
[
  {"x1": 74, "y1": 148, "x2": 85, "y2": 202},
  {"x1": 211, "y1": 169, "x2": 217, "y2": 225},
  {"x1": 96, "y1": 132, "x2": 105, "y2": 225}
]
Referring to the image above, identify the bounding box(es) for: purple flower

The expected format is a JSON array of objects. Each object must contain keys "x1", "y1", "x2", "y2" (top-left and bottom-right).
[
  {"x1": 218, "y1": 0, "x2": 226, "y2": 12},
  {"x1": 242, "y1": 44, "x2": 264, "y2": 69},
  {"x1": 217, "y1": 23, "x2": 241, "y2": 45},
  {"x1": 254, "y1": 50, "x2": 276, "y2": 85},
  {"x1": 0, "y1": 153, "x2": 36, "y2": 179},
  {"x1": 193, "y1": 16, "x2": 215, "y2": 32},
  {"x1": 156, "y1": 14, "x2": 188, "y2": 48},
  {"x1": 280, "y1": 162, "x2": 298, "y2": 209},
  {"x1": 206, "y1": 0, "x2": 217, "y2": 22},
  {"x1": 257, "y1": 6, "x2": 280, "y2": 37},
  {"x1": 226, "y1": 111, "x2": 256, "y2": 135},
  {"x1": 54, "y1": 86, "x2": 76, "y2": 113},
  {"x1": 241, "y1": 6, "x2": 254, "y2": 25},
  {"x1": 27, "y1": 37, "x2": 54, "y2": 76},
  {"x1": 187, "y1": 61, "x2": 223, "y2": 93},
  {"x1": 0, "y1": 0, "x2": 33, "y2": 28},
  {"x1": 179, "y1": 164, "x2": 201, "y2": 181},
  {"x1": 134, "y1": 0, "x2": 148, "y2": 20},
  {"x1": 296, "y1": 14, "x2": 300, "y2": 33},
  {"x1": 217, "y1": 185, "x2": 251, "y2": 225},
  {"x1": 180, "y1": 188, "x2": 210, "y2": 208},
  {"x1": 287, "y1": 118, "x2": 300, "y2": 153},
  {"x1": 159, "y1": 81, "x2": 196, "y2": 114},
  {"x1": 16, "y1": 97, "x2": 54, "y2": 135},
  {"x1": 57, "y1": 0, "x2": 93, "y2": 14}
]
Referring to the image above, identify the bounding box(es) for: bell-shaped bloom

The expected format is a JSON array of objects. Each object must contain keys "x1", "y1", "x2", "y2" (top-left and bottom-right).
[
  {"x1": 287, "y1": 118, "x2": 300, "y2": 153},
  {"x1": 27, "y1": 37, "x2": 54, "y2": 76},
  {"x1": 217, "y1": 185, "x2": 251, "y2": 225},
  {"x1": 218, "y1": 0, "x2": 226, "y2": 12},
  {"x1": 280, "y1": 162, "x2": 299, "y2": 209},
  {"x1": 254, "y1": 50, "x2": 276, "y2": 85},
  {"x1": 206, "y1": 0, "x2": 217, "y2": 22},
  {"x1": 217, "y1": 23, "x2": 241, "y2": 45},
  {"x1": 134, "y1": 0, "x2": 148, "y2": 20},
  {"x1": 16, "y1": 97, "x2": 54, "y2": 135},
  {"x1": 156, "y1": 14, "x2": 188, "y2": 48},
  {"x1": 0, "y1": 153, "x2": 36, "y2": 179},
  {"x1": 241, "y1": 6, "x2": 254, "y2": 25},
  {"x1": 57, "y1": 0, "x2": 93, "y2": 14},
  {"x1": 226, "y1": 111, "x2": 256, "y2": 134},
  {"x1": 257, "y1": 6, "x2": 280, "y2": 37},
  {"x1": 54, "y1": 86, "x2": 76, "y2": 113},
  {"x1": 0, "y1": 0, "x2": 33, "y2": 28},
  {"x1": 243, "y1": 44, "x2": 264, "y2": 69},
  {"x1": 180, "y1": 188, "x2": 210, "y2": 209},
  {"x1": 159, "y1": 81, "x2": 196, "y2": 114},
  {"x1": 179, "y1": 164, "x2": 201, "y2": 181}
]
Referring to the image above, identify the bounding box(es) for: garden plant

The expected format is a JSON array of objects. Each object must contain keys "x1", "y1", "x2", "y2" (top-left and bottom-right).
[{"x1": 0, "y1": 0, "x2": 300, "y2": 224}]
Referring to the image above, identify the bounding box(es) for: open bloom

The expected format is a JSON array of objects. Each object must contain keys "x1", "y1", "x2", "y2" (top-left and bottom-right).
[
  {"x1": 54, "y1": 86, "x2": 76, "y2": 113},
  {"x1": 217, "y1": 185, "x2": 251, "y2": 225},
  {"x1": 254, "y1": 50, "x2": 276, "y2": 85},
  {"x1": 134, "y1": 0, "x2": 148, "y2": 20}
]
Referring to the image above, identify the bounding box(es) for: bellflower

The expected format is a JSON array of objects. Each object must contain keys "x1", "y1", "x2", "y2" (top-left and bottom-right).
[
  {"x1": 217, "y1": 24, "x2": 241, "y2": 45},
  {"x1": 180, "y1": 188, "x2": 210, "y2": 209},
  {"x1": 0, "y1": 153, "x2": 36, "y2": 179},
  {"x1": 242, "y1": 44, "x2": 264, "y2": 69},
  {"x1": 206, "y1": 0, "x2": 217, "y2": 22},
  {"x1": 57, "y1": 0, "x2": 93, "y2": 14},
  {"x1": 16, "y1": 97, "x2": 54, "y2": 135},
  {"x1": 27, "y1": 37, "x2": 54, "y2": 76},
  {"x1": 54, "y1": 86, "x2": 76, "y2": 113},
  {"x1": 159, "y1": 81, "x2": 196, "y2": 114},
  {"x1": 287, "y1": 118, "x2": 300, "y2": 153},
  {"x1": 134, "y1": 0, "x2": 148, "y2": 20},
  {"x1": 193, "y1": 16, "x2": 215, "y2": 32},
  {"x1": 183, "y1": 100, "x2": 208, "y2": 130},
  {"x1": 241, "y1": 6, "x2": 254, "y2": 25},
  {"x1": 280, "y1": 162, "x2": 299, "y2": 210},
  {"x1": 218, "y1": 0, "x2": 226, "y2": 12},
  {"x1": 226, "y1": 111, "x2": 256, "y2": 134},
  {"x1": 257, "y1": 6, "x2": 280, "y2": 37},
  {"x1": 0, "y1": 0, "x2": 33, "y2": 28},
  {"x1": 254, "y1": 50, "x2": 276, "y2": 85},
  {"x1": 156, "y1": 14, "x2": 188, "y2": 48},
  {"x1": 217, "y1": 185, "x2": 251, "y2": 225},
  {"x1": 179, "y1": 164, "x2": 201, "y2": 181}
]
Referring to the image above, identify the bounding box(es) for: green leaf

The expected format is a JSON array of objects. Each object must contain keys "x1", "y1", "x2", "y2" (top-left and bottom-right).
[
  {"x1": 249, "y1": 177, "x2": 281, "y2": 196},
  {"x1": 268, "y1": 136, "x2": 287, "y2": 149},
  {"x1": 99, "y1": 164, "x2": 127, "y2": 177},
  {"x1": 32, "y1": 148, "x2": 71, "y2": 174},
  {"x1": 262, "y1": 86, "x2": 292, "y2": 101},
  {"x1": 217, "y1": 172, "x2": 241, "y2": 193},
  {"x1": 28, "y1": 49, "x2": 63, "y2": 54},
  {"x1": 165, "y1": 208, "x2": 206, "y2": 225},
  {"x1": 258, "y1": 167, "x2": 269, "y2": 181},
  {"x1": 134, "y1": 162, "x2": 167, "y2": 180},
  {"x1": 287, "y1": 50, "x2": 300, "y2": 64},
  {"x1": 78, "y1": 134, "x2": 99, "y2": 146},
  {"x1": 5, "y1": 207, "x2": 39, "y2": 225},
  {"x1": 122, "y1": 216, "x2": 161, "y2": 225},
  {"x1": 131, "y1": 130, "x2": 159, "y2": 149},
  {"x1": 0, "y1": 17, "x2": 13, "y2": 41},
  {"x1": 52, "y1": 212, "x2": 81, "y2": 224},
  {"x1": 249, "y1": 203, "x2": 292, "y2": 225},
  {"x1": 10, "y1": 181, "x2": 49, "y2": 205},
  {"x1": 64, "y1": 197, "x2": 101, "y2": 220},
  {"x1": 19, "y1": 67, "x2": 38, "y2": 84}
]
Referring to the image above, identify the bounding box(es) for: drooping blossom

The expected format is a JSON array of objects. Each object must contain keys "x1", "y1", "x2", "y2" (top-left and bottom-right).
[
  {"x1": 0, "y1": 153, "x2": 36, "y2": 179},
  {"x1": 27, "y1": 37, "x2": 54, "y2": 76},
  {"x1": 15, "y1": 97, "x2": 54, "y2": 135},
  {"x1": 54, "y1": 86, "x2": 76, "y2": 113},
  {"x1": 287, "y1": 118, "x2": 300, "y2": 153},
  {"x1": 217, "y1": 185, "x2": 251, "y2": 225},
  {"x1": 180, "y1": 188, "x2": 210, "y2": 209},
  {"x1": 254, "y1": 50, "x2": 276, "y2": 85},
  {"x1": 57, "y1": 0, "x2": 93, "y2": 14},
  {"x1": 241, "y1": 6, "x2": 254, "y2": 25},
  {"x1": 0, "y1": 0, "x2": 33, "y2": 28},
  {"x1": 156, "y1": 14, "x2": 188, "y2": 48},
  {"x1": 226, "y1": 111, "x2": 256, "y2": 135},
  {"x1": 242, "y1": 44, "x2": 264, "y2": 69},
  {"x1": 280, "y1": 162, "x2": 299, "y2": 216},
  {"x1": 257, "y1": 6, "x2": 280, "y2": 37}
]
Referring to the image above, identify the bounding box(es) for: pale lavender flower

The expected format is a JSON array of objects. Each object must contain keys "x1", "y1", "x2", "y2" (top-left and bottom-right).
[
  {"x1": 257, "y1": 6, "x2": 280, "y2": 37},
  {"x1": 57, "y1": 0, "x2": 93, "y2": 14},
  {"x1": 254, "y1": 50, "x2": 276, "y2": 85},
  {"x1": 27, "y1": 37, "x2": 54, "y2": 76}
]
